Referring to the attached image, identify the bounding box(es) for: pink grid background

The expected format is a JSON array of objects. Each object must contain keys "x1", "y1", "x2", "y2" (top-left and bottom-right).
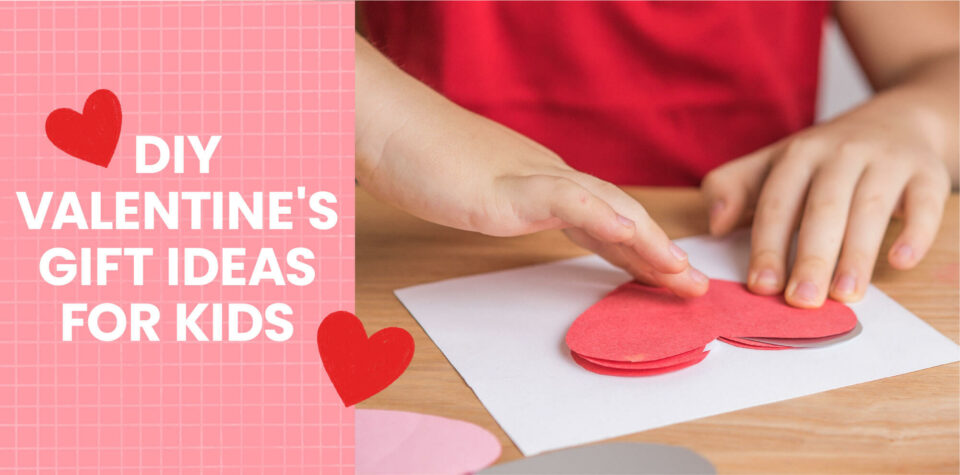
[{"x1": 0, "y1": 2, "x2": 355, "y2": 472}]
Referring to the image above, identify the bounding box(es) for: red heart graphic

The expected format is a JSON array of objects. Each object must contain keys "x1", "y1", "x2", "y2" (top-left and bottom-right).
[
  {"x1": 566, "y1": 279, "x2": 857, "y2": 376},
  {"x1": 45, "y1": 89, "x2": 122, "y2": 168},
  {"x1": 317, "y1": 311, "x2": 414, "y2": 406}
]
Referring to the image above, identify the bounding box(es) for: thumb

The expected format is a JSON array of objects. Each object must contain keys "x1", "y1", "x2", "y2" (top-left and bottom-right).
[{"x1": 701, "y1": 147, "x2": 774, "y2": 236}]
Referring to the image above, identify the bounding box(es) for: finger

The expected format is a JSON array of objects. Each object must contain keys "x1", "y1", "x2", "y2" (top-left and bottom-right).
[
  {"x1": 564, "y1": 228, "x2": 709, "y2": 297},
  {"x1": 564, "y1": 228, "x2": 659, "y2": 285},
  {"x1": 564, "y1": 228, "x2": 657, "y2": 284},
  {"x1": 701, "y1": 145, "x2": 775, "y2": 236},
  {"x1": 785, "y1": 156, "x2": 867, "y2": 308},
  {"x1": 649, "y1": 263, "x2": 711, "y2": 298},
  {"x1": 748, "y1": 143, "x2": 820, "y2": 295},
  {"x1": 830, "y1": 164, "x2": 909, "y2": 302},
  {"x1": 571, "y1": 174, "x2": 690, "y2": 274},
  {"x1": 516, "y1": 175, "x2": 636, "y2": 243},
  {"x1": 618, "y1": 246, "x2": 709, "y2": 298},
  {"x1": 887, "y1": 172, "x2": 949, "y2": 270}
]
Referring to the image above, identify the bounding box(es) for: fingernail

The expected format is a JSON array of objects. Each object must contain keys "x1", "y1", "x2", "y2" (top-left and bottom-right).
[
  {"x1": 616, "y1": 214, "x2": 635, "y2": 229},
  {"x1": 689, "y1": 267, "x2": 709, "y2": 284},
  {"x1": 893, "y1": 243, "x2": 914, "y2": 264},
  {"x1": 755, "y1": 269, "x2": 778, "y2": 289},
  {"x1": 792, "y1": 281, "x2": 819, "y2": 303},
  {"x1": 834, "y1": 273, "x2": 856, "y2": 295},
  {"x1": 669, "y1": 243, "x2": 688, "y2": 261}
]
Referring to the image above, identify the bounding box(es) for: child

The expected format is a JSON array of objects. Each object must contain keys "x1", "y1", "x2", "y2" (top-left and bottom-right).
[{"x1": 355, "y1": 1, "x2": 958, "y2": 308}]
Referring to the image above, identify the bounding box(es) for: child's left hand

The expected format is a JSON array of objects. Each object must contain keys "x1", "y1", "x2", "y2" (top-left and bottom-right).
[
  {"x1": 702, "y1": 99, "x2": 954, "y2": 308},
  {"x1": 702, "y1": 1, "x2": 958, "y2": 308}
]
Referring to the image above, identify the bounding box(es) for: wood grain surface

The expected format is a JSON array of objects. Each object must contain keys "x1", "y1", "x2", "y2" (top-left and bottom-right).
[{"x1": 356, "y1": 186, "x2": 959, "y2": 473}]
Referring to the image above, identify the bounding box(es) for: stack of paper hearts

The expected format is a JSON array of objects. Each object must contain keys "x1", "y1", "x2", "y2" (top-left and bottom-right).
[{"x1": 565, "y1": 279, "x2": 859, "y2": 376}]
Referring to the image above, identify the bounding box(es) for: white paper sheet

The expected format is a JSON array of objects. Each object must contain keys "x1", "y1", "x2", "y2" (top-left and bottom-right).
[{"x1": 394, "y1": 231, "x2": 960, "y2": 456}]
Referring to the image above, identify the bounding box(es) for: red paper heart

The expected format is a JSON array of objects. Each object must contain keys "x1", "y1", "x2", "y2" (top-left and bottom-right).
[
  {"x1": 45, "y1": 89, "x2": 122, "y2": 168},
  {"x1": 571, "y1": 351, "x2": 709, "y2": 377},
  {"x1": 566, "y1": 279, "x2": 857, "y2": 375},
  {"x1": 316, "y1": 311, "x2": 414, "y2": 407},
  {"x1": 578, "y1": 346, "x2": 708, "y2": 370}
]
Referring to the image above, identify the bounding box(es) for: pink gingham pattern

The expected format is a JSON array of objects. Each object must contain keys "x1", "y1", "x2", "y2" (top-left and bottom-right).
[{"x1": 0, "y1": 2, "x2": 355, "y2": 473}]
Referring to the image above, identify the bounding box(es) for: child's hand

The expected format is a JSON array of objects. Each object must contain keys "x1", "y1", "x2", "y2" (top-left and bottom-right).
[
  {"x1": 357, "y1": 36, "x2": 708, "y2": 298},
  {"x1": 703, "y1": 104, "x2": 953, "y2": 307},
  {"x1": 704, "y1": 2, "x2": 958, "y2": 308}
]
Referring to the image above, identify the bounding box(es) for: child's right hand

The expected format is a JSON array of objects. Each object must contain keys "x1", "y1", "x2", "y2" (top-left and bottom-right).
[{"x1": 357, "y1": 36, "x2": 708, "y2": 298}]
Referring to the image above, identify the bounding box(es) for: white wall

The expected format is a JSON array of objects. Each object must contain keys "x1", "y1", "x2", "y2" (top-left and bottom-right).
[{"x1": 817, "y1": 18, "x2": 873, "y2": 121}]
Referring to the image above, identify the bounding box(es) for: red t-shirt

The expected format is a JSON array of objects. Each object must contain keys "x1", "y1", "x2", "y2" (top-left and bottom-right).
[{"x1": 362, "y1": 1, "x2": 829, "y2": 186}]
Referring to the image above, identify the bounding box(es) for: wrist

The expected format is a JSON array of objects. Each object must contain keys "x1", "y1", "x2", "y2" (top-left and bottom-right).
[{"x1": 854, "y1": 55, "x2": 959, "y2": 182}]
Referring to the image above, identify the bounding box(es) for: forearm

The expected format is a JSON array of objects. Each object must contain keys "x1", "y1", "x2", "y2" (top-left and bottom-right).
[
  {"x1": 355, "y1": 34, "x2": 423, "y2": 186},
  {"x1": 355, "y1": 34, "x2": 574, "y2": 229},
  {"x1": 355, "y1": 36, "x2": 498, "y2": 209}
]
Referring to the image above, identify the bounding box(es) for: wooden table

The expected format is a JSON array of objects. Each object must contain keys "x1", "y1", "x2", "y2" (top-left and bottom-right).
[{"x1": 356, "y1": 186, "x2": 959, "y2": 473}]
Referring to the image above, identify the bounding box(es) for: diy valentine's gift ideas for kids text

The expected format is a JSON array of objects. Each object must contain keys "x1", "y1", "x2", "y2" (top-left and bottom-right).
[{"x1": 18, "y1": 134, "x2": 341, "y2": 343}]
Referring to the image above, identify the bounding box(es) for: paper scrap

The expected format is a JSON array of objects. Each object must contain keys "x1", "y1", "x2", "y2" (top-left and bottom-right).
[
  {"x1": 356, "y1": 409, "x2": 501, "y2": 474},
  {"x1": 741, "y1": 321, "x2": 864, "y2": 348},
  {"x1": 477, "y1": 442, "x2": 714, "y2": 474}
]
